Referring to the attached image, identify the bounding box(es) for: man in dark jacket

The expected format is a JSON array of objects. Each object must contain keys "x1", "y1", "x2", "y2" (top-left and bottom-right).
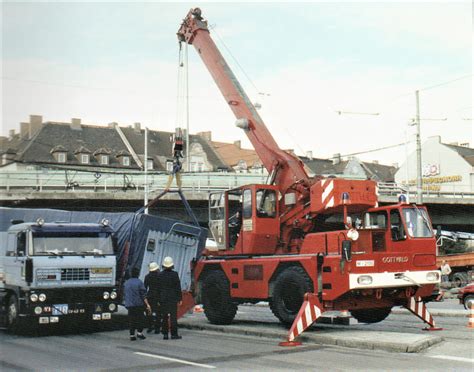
[
  {"x1": 123, "y1": 267, "x2": 151, "y2": 341},
  {"x1": 144, "y1": 261, "x2": 161, "y2": 334},
  {"x1": 158, "y1": 256, "x2": 182, "y2": 340}
]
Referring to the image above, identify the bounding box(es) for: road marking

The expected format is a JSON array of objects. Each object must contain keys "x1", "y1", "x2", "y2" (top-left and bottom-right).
[
  {"x1": 135, "y1": 351, "x2": 216, "y2": 369},
  {"x1": 429, "y1": 355, "x2": 474, "y2": 364}
]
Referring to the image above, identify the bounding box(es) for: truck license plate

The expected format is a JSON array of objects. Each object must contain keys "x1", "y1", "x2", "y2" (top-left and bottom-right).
[{"x1": 52, "y1": 304, "x2": 69, "y2": 315}]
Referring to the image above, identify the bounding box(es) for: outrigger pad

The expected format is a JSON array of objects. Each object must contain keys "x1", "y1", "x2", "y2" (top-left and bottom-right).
[{"x1": 405, "y1": 296, "x2": 443, "y2": 331}]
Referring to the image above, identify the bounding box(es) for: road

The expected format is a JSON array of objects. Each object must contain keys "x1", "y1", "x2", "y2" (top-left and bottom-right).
[{"x1": 1, "y1": 299, "x2": 472, "y2": 371}]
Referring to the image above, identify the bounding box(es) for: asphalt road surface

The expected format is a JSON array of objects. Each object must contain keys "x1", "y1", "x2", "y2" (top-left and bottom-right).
[{"x1": 1, "y1": 299, "x2": 472, "y2": 371}]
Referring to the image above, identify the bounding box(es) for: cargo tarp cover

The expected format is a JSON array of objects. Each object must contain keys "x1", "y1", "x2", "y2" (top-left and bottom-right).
[{"x1": 0, "y1": 207, "x2": 207, "y2": 291}]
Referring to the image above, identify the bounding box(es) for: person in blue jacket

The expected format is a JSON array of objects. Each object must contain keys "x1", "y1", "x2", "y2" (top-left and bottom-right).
[{"x1": 124, "y1": 267, "x2": 151, "y2": 341}]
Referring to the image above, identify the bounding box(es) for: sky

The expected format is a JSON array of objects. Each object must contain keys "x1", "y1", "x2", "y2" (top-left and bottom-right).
[{"x1": 1, "y1": 0, "x2": 472, "y2": 166}]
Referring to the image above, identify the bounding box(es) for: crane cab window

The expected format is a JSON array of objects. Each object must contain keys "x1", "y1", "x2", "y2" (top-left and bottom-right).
[
  {"x1": 242, "y1": 189, "x2": 252, "y2": 219},
  {"x1": 363, "y1": 211, "x2": 387, "y2": 230},
  {"x1": 390, "y1": 209, "x2": 406, "y2": 241},
  {"x1": 256, "y1": 189, "x2": 277, "y2": 218},
  {"x1": 17, "y1": 232, "x2": 27, "y2": 256}
]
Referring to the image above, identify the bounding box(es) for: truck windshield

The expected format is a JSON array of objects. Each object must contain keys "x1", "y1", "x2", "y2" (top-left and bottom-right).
[
  {"x1": 32, "y1": 232, "x2": 114, "y2": 256},
  {"x1": 402, "y1": 208, "x2": 433, "y2": 238}
]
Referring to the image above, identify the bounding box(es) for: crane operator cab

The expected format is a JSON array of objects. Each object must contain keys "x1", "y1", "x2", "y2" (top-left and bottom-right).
[{"x1": 208, "y1": 184, "x2": 280, "y2": 256}]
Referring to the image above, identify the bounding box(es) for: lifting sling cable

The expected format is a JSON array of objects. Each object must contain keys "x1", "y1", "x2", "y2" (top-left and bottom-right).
[{"x1": 166, "y1": 42, "x2": 187, "y2": 190}]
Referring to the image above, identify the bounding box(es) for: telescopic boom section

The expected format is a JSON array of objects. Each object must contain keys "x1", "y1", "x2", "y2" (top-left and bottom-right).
[{"x1": 177, "y1": 8, "x2": 310, "y2": 195}]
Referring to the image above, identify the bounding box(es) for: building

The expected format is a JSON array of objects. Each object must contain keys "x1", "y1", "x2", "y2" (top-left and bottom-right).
[
  {"x1": 0, "y1": 115, "x2": 227, "y2": 173},
  {"x1": 395, "y1": 136, "x2": 474, "y2": 193}
]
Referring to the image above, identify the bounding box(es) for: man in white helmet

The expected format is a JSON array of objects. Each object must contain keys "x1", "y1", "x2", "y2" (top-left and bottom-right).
[
  {"x1": 144, "y1": 262, "x2": 161, "y2": 334},
  {"x1": 157, "y1": 256, "x2": 183, "y2": 340}
]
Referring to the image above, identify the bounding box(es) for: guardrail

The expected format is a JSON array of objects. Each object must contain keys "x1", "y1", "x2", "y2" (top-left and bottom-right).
[{"x1": 1, "y1": 170, "x2": 472, "y2": 200}]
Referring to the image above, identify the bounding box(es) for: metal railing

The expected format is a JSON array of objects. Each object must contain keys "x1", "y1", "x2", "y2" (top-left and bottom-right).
[{"x1": 1, "y1": 170, "x2": 472, "y2": 200}]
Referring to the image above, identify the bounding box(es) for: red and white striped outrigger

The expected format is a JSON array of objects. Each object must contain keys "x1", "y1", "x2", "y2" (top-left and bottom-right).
[{"x1": 279, "y1": 294, "x2": 441, "y2": 346}]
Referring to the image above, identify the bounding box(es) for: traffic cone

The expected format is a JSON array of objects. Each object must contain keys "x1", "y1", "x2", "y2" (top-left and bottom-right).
[
  {"x1": 467, "y1": 302, "x2": 474, "y2": 329},
  {"x1": 194, "y1": 305, "x2": 204, "y2": 313}
]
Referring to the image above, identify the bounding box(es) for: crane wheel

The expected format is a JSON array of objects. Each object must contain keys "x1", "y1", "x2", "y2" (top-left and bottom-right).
[
  {"x1": 350, "y1": 307, "x2": 392, "y2": 324},
  {"x1": 269, "y1": 266, "x2": 313, "y2": 326},
  {"x1": 201, "y1": 270, "x2": 237, "y2": 325}
]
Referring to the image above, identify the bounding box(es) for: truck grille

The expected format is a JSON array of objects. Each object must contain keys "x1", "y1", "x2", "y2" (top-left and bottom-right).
[{"x1": 61, "y1": 268, "x2": 90, "y2": 281}]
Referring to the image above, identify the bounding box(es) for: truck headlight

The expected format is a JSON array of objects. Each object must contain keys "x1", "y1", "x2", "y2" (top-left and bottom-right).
[
  {"x1": 103, "y1": 291, "x2": 110, "y2": 300},
  {"x1": 110, "y1": 291, "x2": 117, "y2": 300},
  {"x1": 109, "y1": 303, "x2": 117, "y2": 311},
  {"x1": 39, "y1": 293, "x2": 47, "y2": 302},
  {"x1": 357, "y1": 275, "x2": 373, "y2": 285},
  {"x1": 30, "y1": 294, "x2": 39, "y2": 302},
  {"x1": 34, "y1": 306, "x2": 42, "y2": 315},
  {"x1": 426, "y1": 272, "x2": 440, "y2": 281}
]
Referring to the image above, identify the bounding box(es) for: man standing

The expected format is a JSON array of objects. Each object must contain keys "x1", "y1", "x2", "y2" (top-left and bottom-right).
[
  {"x1": 441, "y1": 260, "x2": 452, "y2": 283},
  {"x1": 158, "y1": 256, "x2": 183, "y2": 340},
  {"x1": 144, "y1": 261, "x2": 161, "y2": 334},
  {"x1": 123, "y1": 267, "x2": 151, "y2": 341}
]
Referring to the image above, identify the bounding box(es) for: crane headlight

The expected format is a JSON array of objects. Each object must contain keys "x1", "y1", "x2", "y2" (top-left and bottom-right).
[
  {"x1": 357, "y1": 275, "x2": 373, "y2": 285},
  {"x1": 36, "y1": 218, "x2": 45, "y2": 227}
]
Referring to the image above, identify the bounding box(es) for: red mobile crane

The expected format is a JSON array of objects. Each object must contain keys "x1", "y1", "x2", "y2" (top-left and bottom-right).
[{"x1": 178, "y1": 8, "x2": 442, "y2": 342}]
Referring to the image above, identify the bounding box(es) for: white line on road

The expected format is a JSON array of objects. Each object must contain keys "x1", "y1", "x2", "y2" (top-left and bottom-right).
[
  {"x1": 429, "y1": 355, "x2": 474, "y2": 364},
  {"x1": 135, "y1": 351, "x2": 216, "y2": 369}
]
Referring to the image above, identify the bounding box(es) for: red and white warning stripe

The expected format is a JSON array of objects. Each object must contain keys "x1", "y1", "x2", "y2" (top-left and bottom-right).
[
  {"x1": 288, "y1": 294, "x2": 323, "y2": 342},
  {"x1": 405, "y1": 296, "x2": 435, "y2": 328},
  {"x1": 321, "y1": 179, "x2": 335, "y2": 209}
]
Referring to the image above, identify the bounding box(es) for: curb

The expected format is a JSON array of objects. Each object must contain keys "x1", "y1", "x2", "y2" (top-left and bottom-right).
[{"x1": 113, "y1": 310, "x2": 443, "y2": 353}]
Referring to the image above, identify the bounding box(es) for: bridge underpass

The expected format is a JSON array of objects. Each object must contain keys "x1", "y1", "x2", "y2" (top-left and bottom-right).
[{"x1": 2, "y1": 189, "x2": 473, "y2": 232}]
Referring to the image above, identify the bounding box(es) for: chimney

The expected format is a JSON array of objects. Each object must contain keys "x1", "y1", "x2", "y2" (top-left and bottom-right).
[
  {"x1": 306, "y1": 151, "x2": 313, "y2": 160},
  {"x1": 332, "y1": 153, "x2": 341, "y2": 165},
  {"x1": 134, "y1": 122, "x2": 141, "y2": 132},
  {"x1": 71, "y1": 118, "x2": 82, "y2": 130},
  {"x1": 197, "y1": 131, "x2": 212, "y2": 141},
  {"x1": 392, "y1": 162, "x2": 399, "y2": 168},
  {"x1": 9, "y1": 129, "x2": 15, "y2": 139},
  {"x1": 372, "y1": 160, "x2": 379, "y2": 164},
  {"x1": 29, "y1": 115, "x2": 43, "y2": 138},
  {"x1": 234, "y1": 140, "x2": 241, "y2": 149},
  {"x1": 20, "y1": 122, "x2": 29, "y2": 139},
  {"x1": 108, "y1": 122, "x2": 118, "y2": 128}
]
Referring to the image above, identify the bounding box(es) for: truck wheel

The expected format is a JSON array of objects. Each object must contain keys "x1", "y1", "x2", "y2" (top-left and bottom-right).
[
  {"x1": 350, "y1": 307, "x2": 392, "y2": 323},
  {"x1": 201, "y1": 271, "x2": 237, "y2": 325},
  {"x1": 269, "y1": 266, "x2": 313, "y2": 326},
  {"x1": 463, "y1": 295, "x2": 474, "y2": 310},
  {"x1": 7, "y1": 295, "x2": 21, "y2": 333},
  {"x1": 452, "y1": 272, "x2": 468, "y2": 288}
]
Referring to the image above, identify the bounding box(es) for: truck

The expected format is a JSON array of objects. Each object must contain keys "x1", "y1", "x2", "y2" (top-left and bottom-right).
[
  {"x1": 0, "y1": 218, "x2": 119, "y2": 332},
  {"x1": 436, "y1": 229, "x2": 474, "y2": 287},
  {"x1": 177, "y1": 8, "x2": 441, "y2": 342},
  {"x1": 0, "y1": 197, "x2": 206, "y2": 333}
]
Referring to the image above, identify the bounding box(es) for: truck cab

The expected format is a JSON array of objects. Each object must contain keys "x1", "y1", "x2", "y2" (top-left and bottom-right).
[{"x1": 0, "y1": 218, "x2": 119, "y2": 332}]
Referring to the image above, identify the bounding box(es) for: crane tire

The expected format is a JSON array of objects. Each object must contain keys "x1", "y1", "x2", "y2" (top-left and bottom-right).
[
  {"x1": 201, "y1": 270, "x2": 237, "y2": 325},
  {"x1": 350, "y1": 307, "x2": 392, "y2": 324},
  {"x1": 269, "y1": 266, "x2": 313, "y2": 326}
]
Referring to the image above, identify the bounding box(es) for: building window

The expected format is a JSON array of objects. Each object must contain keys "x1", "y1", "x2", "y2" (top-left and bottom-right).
[
  {"x1": 122, "y1": 156, "x2": 130, "y2": 166},
  {"x1": 81, "y1": 154, "x2": 89, "y2": 164},
  {"x1": 100, "y1": 155, "x2": 109, "y2": 165},
  {"x1": 57, "y1": 153, "x2": 66, "y2": 163},
  {"x1": 147, "y1": 160, "x2": 153, "y2": 170}
]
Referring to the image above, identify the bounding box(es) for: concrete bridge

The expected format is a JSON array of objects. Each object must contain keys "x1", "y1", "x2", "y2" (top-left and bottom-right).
[{"x1": 1, "y1": 170, "x2": 473, "y2": 231}]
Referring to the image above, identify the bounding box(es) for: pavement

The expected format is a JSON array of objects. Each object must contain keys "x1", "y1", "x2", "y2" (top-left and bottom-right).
[{"x1": 114, "y1": 303, "x2": 452, "y2": 353}]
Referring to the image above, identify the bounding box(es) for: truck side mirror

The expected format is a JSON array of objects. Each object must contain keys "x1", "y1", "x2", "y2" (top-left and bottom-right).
[
  {"x1": 342, "y1": 240, "x2": 352, "y2": 262},
  {"x1": 436, "y1": 225, "x2": 442, "y2": 238}
]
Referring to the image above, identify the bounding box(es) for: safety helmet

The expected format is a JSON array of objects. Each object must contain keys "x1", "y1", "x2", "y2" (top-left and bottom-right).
[
  {"x1": 149, "y1": 262, "x2": 159, "y2": 272},
  {"x1": 162, "y1": 256, "x2": 174, "y2": 268}
]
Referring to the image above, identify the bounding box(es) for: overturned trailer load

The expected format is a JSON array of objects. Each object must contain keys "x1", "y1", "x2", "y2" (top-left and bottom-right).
[{"x1": 0, "y1": 206, "x2": 207, "y2": 318}]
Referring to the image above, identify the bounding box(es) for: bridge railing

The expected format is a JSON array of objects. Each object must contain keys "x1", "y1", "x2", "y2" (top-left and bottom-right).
[
  {"x1": 0, "y1": 169, "x2": 267, "y2": 193},
  {"x1": 1, "y1": 170, "x2": 472, "y2": 199}
]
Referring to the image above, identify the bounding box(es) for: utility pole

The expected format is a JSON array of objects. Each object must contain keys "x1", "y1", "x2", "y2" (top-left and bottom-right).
[
  {"x1": 415, "y1": 90, "x2": 423, "y2": 204},
  {"x1": 144, "y1": 127, "x2": 149, "y2": 214},
  {"x1": 185, "y1": 42, "x2": 190, "y2": 172}
]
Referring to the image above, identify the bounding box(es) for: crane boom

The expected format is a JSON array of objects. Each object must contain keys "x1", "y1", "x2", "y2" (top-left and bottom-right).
[{"x1": 177, "y1": 8, "x2": 311, "y2": 196}]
